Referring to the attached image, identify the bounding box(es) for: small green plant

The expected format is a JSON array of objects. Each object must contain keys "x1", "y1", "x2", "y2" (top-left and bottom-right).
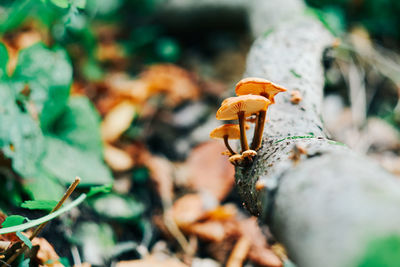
[{"x1": 0, "y1": 178, "x2": 112, "y2": 266}]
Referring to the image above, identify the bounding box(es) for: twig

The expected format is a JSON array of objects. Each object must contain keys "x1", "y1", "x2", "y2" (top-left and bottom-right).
[
  {"x1": 161, "y1": 200, "x2": 191, "y2": 254},
  {"x1": 3, "y1": 177, "x2": 81, "y2": 267}
]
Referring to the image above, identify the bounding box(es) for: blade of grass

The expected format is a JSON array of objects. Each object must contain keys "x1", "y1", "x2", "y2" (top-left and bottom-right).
[
  {"x1": 2, "y1": 177, "x2": 81, "y2": 267},
  {"x1": 0, "y1": 194, "x2": 86, "y2": 235}
]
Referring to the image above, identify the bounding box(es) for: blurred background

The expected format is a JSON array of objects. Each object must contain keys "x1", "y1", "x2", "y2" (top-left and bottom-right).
[{"x1": 0, "y1": 0, "x2": 399, "y2": 266}]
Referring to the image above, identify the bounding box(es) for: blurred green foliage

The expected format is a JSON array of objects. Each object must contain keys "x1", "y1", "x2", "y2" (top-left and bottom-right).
[
  {"x1": 0, "y1": 0, "x2": 178, "y2": 76},
  {"x1": 0, "y1": 0, "x2": 177, "y2": 204},
  {"x1": 0, "y1": 43, "x2": 112, "y2": 201},
  {"x1": 306, "y1": 0, "x2": 400, "y2": 41},
  {"x1": 357, "y1": 235, "x2": 400, "y2": 267}
]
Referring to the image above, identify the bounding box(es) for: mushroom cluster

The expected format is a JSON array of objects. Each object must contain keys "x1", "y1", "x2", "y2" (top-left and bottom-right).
[{"x1": 210, "y1": 77, "x2": 286, "y2": 166}]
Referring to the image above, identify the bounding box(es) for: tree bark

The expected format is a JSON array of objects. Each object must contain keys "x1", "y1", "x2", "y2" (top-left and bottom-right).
[{"x1": 235, "y1": 1, "x2": 400, "y2": 267}]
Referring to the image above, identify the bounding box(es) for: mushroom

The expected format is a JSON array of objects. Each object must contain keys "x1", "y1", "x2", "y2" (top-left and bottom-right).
[
  {"x1": 210, "y1": 124, "x2": 241, "y2": 156},
  {"x1": 255, "y1": 179, "x2": 267, "y2": 191},
  {"x1": 235, "y1": 77, "x2": 287, "y2": 150},
  {"x1": 235, "y1": 77, "x2": 287, "y2": 103},
  {"x1": 216, "y1": 95, "x2": 270, "y2": 154},
  {"x1": 290, "y1": 90, "x2": 302, "y2": 104},
  {"x1": 229, "y1": 154, "x2": 242, "y2": 166}
]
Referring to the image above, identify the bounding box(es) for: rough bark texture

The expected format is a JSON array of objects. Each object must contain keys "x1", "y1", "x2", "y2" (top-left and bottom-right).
[{"x1": 235, "y1": 1, "x2": 400, "y2": 267}]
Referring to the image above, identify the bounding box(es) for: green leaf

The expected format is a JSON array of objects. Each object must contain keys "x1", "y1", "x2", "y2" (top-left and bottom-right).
[
  {"x1": 16, "y1": 231, "x2": 32, "y2": 248},
  {"x1": 59, "y1": 257, "x2": 70, "y2": 267},
  {"x1": 13, "y1": 43, "x2": 72, "y2": 130},
  {"x1": 0, "y1": 194, "x2": 86, "y2": 234},
  {"x1": 87, "y1": 184, "x2": 113, "y2": 197},
  {"x1": 74, "y1": 0, "x2": 86, "y2": 9},
  {"x1": 0, "y1": 83, "x2": 44, "y2": 177},
  {"x1": 51, "y1": 96, "x2": 103, "y2": 157},
  {"x1": 50, "y1": 0, "x2": 69, "y2": 8},
  {"x1": 155, "y1": 37, "x2": 180, "y2": 62},
  {"x1": 18, "y1": 258, "x2": 30, "y2": 267},
  {"x1": 90, "y1": 194, "x2": 144, "y2": 221},
  {"x1": 23, "y1": 170, "x2": 65, "y2": 201},
  {"x1": 0, "y1": 0, "x2": 36, "y2": 33},
  {"x1": 86, "y1": 0, "x2": 123, "y2": 16},
  {"x1": 41, "y1": 136, "x2": 113, "y2": 185},
  {"x1": 0, "y1": 178, "x2": 23, "y2": 206},
  {"x1": 1, "y1": 215, "x2": 27, "y2": 228},
  {"x1": 0, "y1": 43, "x2": 9, "y2": 79},
  {"x1": 81, "y1": 59, "x2": 104, "y2": 81},
  {"x1": 21, "y1": 200, "x2": 58, "y2": 211},
  {"x1": 132, "y1": 167, "x2": 149, "y2": 183}
]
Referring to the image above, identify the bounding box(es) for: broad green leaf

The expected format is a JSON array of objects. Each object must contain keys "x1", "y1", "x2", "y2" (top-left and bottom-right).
[
  {"x1": 16, "y1": 231, "x2": 32, "y2": 248},
  {"x1": 41, "y1": 136, "x2": 113, "y2": 185},
  {"x1": 87, "y1": 184, "x2": 113, "y2": 197},
  {"x1": 51, "y1": 96, "x2": 103, "y2": 157},
  {"x1": 23, "y1": 170, "x2": 65, "y2": 201},
  {"x1": 21, "y1": 200, "x2": 58, "y2": 211},
  {"x1": 0, "y1": 83, "x2": 44, "y2": 177},
  {"x1": 1, "y1": 215, "x2": 27, "y2": 228},
  {"x1": 50, "y1": 0, "x2": 69, "y2": 8},
  {"x1": 90, "y1": 194, "x2": 144, "y2": 221},
  {"x1": 0, "y1": 43, "x2": 9, "y2": 79},
  {"x1": 13, "y1": 43, "x2": 72, "y2": 130}
]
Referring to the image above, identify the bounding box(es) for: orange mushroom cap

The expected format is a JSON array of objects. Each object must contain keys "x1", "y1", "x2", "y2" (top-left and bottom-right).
[
  {"x1": 216, "y1": 95, "x2": 270, "y2": 120},
  {"x1": 210, "y1": 124, "x2": 241, "y2": 139},
  {"x1": 235, "y1": 77, "x2": 287, "y2": 103}
]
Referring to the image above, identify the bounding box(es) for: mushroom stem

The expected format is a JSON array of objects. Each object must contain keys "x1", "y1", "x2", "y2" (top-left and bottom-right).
[
  {"x1": 238, "y1": 111, "x2": 249, "y2": 152},
  {"x1": 251, "y1": 110, "x2": 266, "y2": 150},
  {"x1": 223, "y1": 135, "x2": 236, "y2": 155}
]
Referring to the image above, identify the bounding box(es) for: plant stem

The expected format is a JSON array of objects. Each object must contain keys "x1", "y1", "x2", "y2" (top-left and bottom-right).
[
  {"x1": 3, "y1": 177, "x2": 81, "y2": 267},
  {"x1": 238, "y1": 111, "x2": 249, "y2": 153},
  {"x1": 223, "y1": 135, "x2": 236, "y2": 155},
  {"x1": 251, "y1": 110, "x2": 266, "y2": 150}
]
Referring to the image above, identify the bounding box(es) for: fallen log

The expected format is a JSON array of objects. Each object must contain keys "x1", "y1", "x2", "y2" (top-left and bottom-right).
[{"x1": 235, "y1": 1, "x2": 400, "y2": 267}]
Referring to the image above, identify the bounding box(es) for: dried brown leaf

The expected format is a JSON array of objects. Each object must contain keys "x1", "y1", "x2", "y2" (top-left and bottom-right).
[
  {"x1": 146, "y1": 155, "x2": 175, "y2": 203},
  {"x1": 105, "y1": 73, "x2": 150, "y2": 104},
  {"x1": 101, "y1": 101, "x2": 136, "y2": 142},
  {"x1": 32, "y1": 237, "x2": 63, "y2": 267},
  {"x1": 171, "y1": 194, "x2": 206, "y2": 227},
  {"x1": 140, "y1": 64, "x2": 200, "y2": 107},
  {"x1": 185, "y1": 141, "x2": 235, "y2": 201},
  {"x1": 187, "y1": 221, "x2": 226, "y2": 242},
  {"x1": 202, "y1": 204, "x2": 237, "y2": 222},
  {"x1": 226, "y1": 237, "x2": 251, "y2": 267},
  {"x1": 238, "y1": 218, "x2": 282, "y2": 267},
  {"x1": 104, "y1": 144, "x2": 134, "y2": 172}
]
